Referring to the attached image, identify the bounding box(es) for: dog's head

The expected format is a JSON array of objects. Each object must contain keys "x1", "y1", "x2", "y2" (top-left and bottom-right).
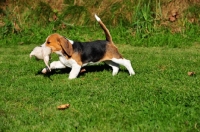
[
  {"x1": 38, "y1": 33, "x2": 73, "y2": 70},
  {"x1": 45, "y1": 33, "x2": 73, "y2": 56}
]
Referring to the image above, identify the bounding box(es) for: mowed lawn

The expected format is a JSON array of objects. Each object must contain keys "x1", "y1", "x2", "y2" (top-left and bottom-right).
[{"x1": 0, "y1": 44, "x2": 200, "y2": 131}]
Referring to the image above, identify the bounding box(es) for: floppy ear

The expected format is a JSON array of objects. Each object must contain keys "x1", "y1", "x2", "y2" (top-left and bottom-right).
[{"x1": 58, "y1": 37, "x2": 73, "y2": 56}]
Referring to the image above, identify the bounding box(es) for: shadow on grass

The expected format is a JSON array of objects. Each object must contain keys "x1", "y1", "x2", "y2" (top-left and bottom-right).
[{"x1": 34, "y1": 64, "x2": 120, "y2": 80}]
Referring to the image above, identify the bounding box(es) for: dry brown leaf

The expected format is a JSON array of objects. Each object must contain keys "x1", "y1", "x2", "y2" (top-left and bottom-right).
[
  {"x1": 57, "y1": 104, "x2": 70, "y2": 110},
  {"x1": 188, "y1": 72, "x2": 195, "y2": 76}
]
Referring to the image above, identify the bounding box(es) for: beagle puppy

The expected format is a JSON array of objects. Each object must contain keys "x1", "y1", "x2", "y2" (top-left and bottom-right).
[{"x1": 39, "y1": 14, "x2": 135, "y2": 79}]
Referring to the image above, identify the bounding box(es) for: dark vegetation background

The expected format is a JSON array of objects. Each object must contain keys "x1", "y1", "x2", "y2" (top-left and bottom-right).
[{"x1": 0, "y1": 0, "x2": 200, "y2": 47}]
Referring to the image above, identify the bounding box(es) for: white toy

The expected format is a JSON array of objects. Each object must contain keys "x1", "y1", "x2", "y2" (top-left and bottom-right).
[
  {"x1": 30, "y1": 46, "x2": 44, "y2": 60},
  {"x1": 30, "y1": 45, "x2": 51, "y2": 71}
]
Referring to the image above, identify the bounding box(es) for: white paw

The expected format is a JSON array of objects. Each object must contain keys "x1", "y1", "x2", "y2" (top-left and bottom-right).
[
  {"x1": 41, "y1": 67, "x2": 50, "y2": 74},
  {"x1": 41, "y1": 68, "x2": 47, "y2": 74},
  {"x1": 68, "y1": 76, "x2": 76, "y2": 80},
  {"x1": 130, "y1": 71, "x2": 135, "y2": 76}
]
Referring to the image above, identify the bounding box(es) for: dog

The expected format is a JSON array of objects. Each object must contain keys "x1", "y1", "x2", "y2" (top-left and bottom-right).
[{"x1": 35, "y1": 14, "x2": 135, "y2": 79}]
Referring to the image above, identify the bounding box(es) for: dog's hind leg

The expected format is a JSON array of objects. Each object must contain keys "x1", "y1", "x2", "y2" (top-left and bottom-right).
[
  {"x1": 111, "y1": 58, "x2": 135, "y2": 76},
  {"x1": 105, "y1": 60, "x2": 120, "y2": 76}
]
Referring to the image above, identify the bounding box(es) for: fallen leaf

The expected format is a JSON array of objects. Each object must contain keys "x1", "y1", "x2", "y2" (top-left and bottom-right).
[
  {"x1": 57, "y1": 104, "x2": 70, "y2": 110},
  {"x1": 188, "y1": 72, "x2": 195, "y2": 76}
]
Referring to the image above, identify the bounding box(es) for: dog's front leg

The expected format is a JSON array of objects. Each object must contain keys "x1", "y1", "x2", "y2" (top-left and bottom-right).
[
  {"x1": 68, "y1": 64, "x2": 81, "y2": 79},
  {"x1": 42, "y1": 61, "x2": 66, "y2": 74}
]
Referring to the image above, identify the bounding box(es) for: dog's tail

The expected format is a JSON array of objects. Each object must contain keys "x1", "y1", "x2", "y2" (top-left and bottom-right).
[{"x1": 95, "y1": 14, "x2": 113, "y2": 43}]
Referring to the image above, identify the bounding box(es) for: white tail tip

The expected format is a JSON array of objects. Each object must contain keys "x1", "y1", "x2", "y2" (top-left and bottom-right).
[{"x1": 95, "y1": 14, "x2": 101, "y2": 22}]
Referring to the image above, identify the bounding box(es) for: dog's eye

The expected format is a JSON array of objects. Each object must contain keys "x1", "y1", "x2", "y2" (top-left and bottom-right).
[{"x1": 47, "y1": 41, "x2": 50, "y2": 44}]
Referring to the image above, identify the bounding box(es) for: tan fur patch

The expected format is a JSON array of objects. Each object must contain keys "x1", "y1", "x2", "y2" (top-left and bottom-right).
[
  {"x1": 71, "y1": 52, "x2": 82, "y2": 66},
  {"x1": 100, "y1": 43, "x2": 123, "y2": 61},
  {"x1": 59, "y1": 37, "x2": 73, "y2": 56}
]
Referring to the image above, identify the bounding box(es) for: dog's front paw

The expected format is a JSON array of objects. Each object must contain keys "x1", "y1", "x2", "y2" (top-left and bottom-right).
[
  {"x1": 130, "y1": 71, "x2": 135, "y2": 76},
  {"x1": 41, "y1": 67, "x2": 51, "y2": 74}
]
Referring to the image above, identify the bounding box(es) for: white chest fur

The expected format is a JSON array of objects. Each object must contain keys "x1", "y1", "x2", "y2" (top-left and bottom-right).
[
  {"x1": 59, "y1": 56, "x2": 72, "y2": 68},
  {"x1": 55, "y1": 51, "x2": 78, "y2": 68}
]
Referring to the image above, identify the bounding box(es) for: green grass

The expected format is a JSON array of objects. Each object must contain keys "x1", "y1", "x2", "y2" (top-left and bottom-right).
[
  {"x1": 0, "y1": 44, "x2": 200, "y2": 131},
  {"x1": 1, "y1": 23, "x2": 200, "y2": 48}
]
